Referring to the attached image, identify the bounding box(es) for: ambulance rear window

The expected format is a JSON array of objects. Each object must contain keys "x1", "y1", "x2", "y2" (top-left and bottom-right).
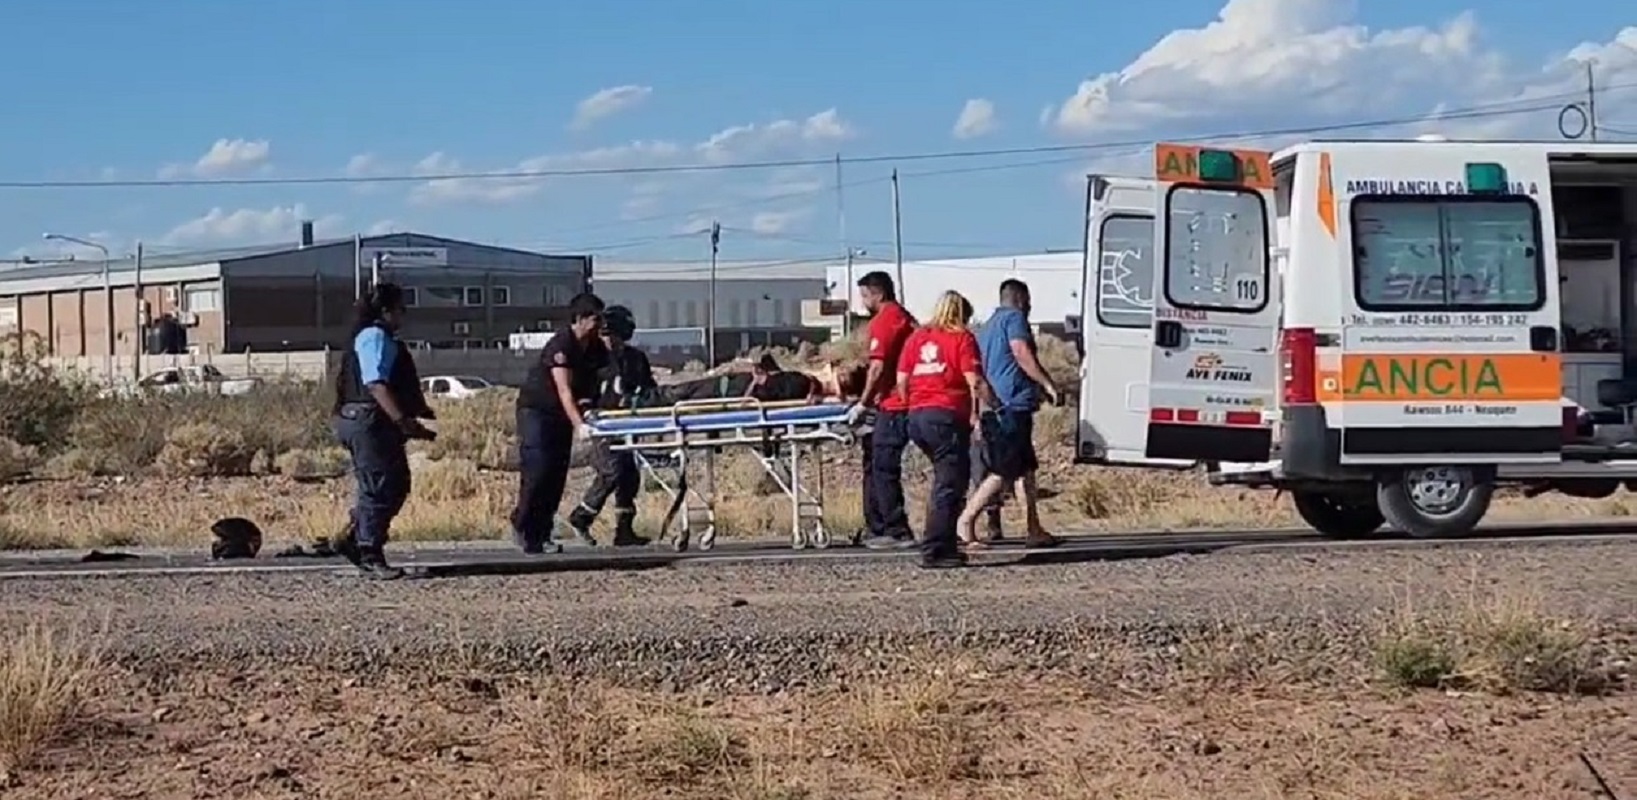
[{"x1": 1351, "y1": 195, "x2": 1544, "y2": 311}]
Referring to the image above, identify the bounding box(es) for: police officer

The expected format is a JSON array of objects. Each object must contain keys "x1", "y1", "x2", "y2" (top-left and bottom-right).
[
  {"x1": 513, "y1": 292, "x2": 607, "y2": 554},
  {"x1": 565, "y1": 305, "x2": 654, "y2": 547},
  {"x1": 331, "y1": 282, "x2": 435, "y2": 579}
]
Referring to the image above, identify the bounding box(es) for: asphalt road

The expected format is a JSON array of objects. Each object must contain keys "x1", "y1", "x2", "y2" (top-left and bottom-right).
[{"x1": 2, "y1": 519, "x2": 1635, "y2": 581}]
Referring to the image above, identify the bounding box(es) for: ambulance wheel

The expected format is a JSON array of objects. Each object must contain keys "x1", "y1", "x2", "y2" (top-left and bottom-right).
[
  {"x1": 1290, "y1": 491, "x2": 1385, "y2": 539},
  {"x1": 1375, "y1": 466, "x2": 1492, "y2": 539}
]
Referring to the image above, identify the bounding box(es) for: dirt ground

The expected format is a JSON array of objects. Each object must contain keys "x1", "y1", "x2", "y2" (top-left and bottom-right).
[{"x1": 9, "y1": 667, "x2": 1632, "y2": 800}]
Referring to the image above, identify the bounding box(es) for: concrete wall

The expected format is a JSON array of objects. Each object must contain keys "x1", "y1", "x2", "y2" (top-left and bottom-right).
[{"x1": 45, "y1": 348, "x2": 552, "y2": 387}]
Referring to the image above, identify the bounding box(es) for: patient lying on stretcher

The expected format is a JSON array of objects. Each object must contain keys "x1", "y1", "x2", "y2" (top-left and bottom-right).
[{"x1": 632, "y1": 355, "x2": 866, "y2": 408}]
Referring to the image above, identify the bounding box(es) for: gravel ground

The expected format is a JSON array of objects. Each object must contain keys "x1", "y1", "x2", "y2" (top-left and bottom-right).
[{"x1": 4, "y1": 539, "x2": 1635, "y2": 690}]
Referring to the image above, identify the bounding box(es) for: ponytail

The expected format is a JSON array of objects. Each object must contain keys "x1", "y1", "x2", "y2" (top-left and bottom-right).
[{"x1": 351, "y1": 282, "x2": 405, "y2": 336}]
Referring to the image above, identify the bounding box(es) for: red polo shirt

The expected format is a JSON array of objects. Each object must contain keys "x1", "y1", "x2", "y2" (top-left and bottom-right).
[
  {"x1": 866, "y1": 301, "x2": 916, "y2": 412},
  {"x1": 896, "y1": 326, "x2": 981, "y2": 419}
]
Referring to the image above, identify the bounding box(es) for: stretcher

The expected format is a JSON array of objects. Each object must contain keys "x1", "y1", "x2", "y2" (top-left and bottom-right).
[{"x1": 586, "y1": 398, "x2": 858, "y2": 551}]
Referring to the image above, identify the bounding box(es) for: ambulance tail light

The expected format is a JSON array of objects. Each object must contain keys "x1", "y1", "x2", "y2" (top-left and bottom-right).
[{"x1": 1281, "y1": 327, "x2": 1318, "y2": 405}]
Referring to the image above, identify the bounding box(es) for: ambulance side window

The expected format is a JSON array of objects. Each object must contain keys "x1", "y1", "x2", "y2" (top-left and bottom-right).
[
  {"x1": 1162, "y1": 186, "x2": 1270, "y2": 313},
  {"x1": 1096, "y1": 215, "x2": 1155, "y2": 328},
  {"x1": 1351, "y1": 195, "x2": 1544, "y2": 311}
]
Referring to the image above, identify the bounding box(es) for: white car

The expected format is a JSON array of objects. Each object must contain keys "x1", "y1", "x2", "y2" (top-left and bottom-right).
[
  {"x1": 101, "y1": 365, "x2": 261, "y2": 398},
  {"x1": 421, "y1": 375, "x2": 495, "y2": 400}
]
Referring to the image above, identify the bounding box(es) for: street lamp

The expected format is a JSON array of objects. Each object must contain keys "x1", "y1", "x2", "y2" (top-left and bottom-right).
[
  {"x1": 43, "y1": 233, "x2": 113, "y2": 377},
  {"x1": 842, "y1": 247, "x2": 866, "y2": 336}
]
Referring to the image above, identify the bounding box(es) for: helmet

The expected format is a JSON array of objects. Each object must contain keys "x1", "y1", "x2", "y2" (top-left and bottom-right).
[{"x1": 602, "y1": 305, "x2": 637, "y2": 340}]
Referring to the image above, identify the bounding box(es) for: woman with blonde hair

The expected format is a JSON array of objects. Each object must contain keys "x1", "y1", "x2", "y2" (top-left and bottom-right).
[{"x1": 893, "y1": 290, "x2": 992, "y2": 569}]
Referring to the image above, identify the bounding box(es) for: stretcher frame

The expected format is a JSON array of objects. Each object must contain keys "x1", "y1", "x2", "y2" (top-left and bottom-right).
[{"x1": 588, "y1": 398, "x2": 858, "y2": 551}]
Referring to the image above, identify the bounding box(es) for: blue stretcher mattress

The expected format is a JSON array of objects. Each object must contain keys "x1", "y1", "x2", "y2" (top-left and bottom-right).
[{"x1": 589, "y1": 404, "x2": 852, "y2": 435}]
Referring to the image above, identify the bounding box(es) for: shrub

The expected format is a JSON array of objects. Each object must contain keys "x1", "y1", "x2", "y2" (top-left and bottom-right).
[
  {"x1": 0, "y1": 334, "x2": 93, "y2": 450},
  {"x1": 154, "y1": 422, "x2": 254, "y2": 477},
  {"x1": 0, "y1": 437, "x2": 39, "y2": 483},
  {"x1": 275, "y1": 447, "x2": 350, "y2": 479}
]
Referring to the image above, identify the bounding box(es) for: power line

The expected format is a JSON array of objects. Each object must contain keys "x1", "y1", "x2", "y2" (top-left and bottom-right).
[{"x1": 0, "y1": 88, "x2": 1621, "y2": 191}]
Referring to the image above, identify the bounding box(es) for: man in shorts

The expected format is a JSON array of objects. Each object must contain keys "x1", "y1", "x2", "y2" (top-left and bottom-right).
[{"x1": 960, "y1": 279, "x2": 1062, "y2": 549}]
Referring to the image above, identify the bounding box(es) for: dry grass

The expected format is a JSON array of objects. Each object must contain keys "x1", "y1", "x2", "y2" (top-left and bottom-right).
[
  {"x1": 8, "y1": 625, "x2": 1630, "y2": 799},
  {"x1": 1373, "y1": 583, "x2": 1617, "y2": 696},
  {"x1": 0, "y1": 624, "x2": 105, "y2": 773}
]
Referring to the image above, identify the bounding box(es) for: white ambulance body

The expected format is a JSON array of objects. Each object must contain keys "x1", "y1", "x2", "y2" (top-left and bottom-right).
[{"x1": 1076, "y1": 140, "x2": 1637, "y2": 538}]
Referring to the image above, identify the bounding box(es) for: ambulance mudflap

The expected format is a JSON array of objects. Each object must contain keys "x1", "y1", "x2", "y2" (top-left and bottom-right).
[{"x1": 1144, "y1": 144, "x2": 1281, "y2": 465}]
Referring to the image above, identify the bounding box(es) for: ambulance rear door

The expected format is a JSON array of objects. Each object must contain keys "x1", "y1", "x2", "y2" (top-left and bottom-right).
[
  {"x1": 1331, "y1": 148, "x2": 1562, "y2": 465},
  {"x1": 1076, "y1": 175, "x2": 1191, "y2": 466},
  {"x1": 1145, "y1": 144, "x2": 1280, "y2": 464}
]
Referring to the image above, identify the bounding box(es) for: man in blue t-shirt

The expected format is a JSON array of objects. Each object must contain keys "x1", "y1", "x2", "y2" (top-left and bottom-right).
[{"x1": 961, "y1": 279, "x2": 1061, "y2": 549}]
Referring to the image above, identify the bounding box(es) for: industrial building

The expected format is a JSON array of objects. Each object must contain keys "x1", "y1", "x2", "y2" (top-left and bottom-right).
[
  {"x1": 0, "y1": 226, "x2": 591, "y2": 356},
  {"x1": 824, "y1": 252, "x2": 1083, "y2": 337},
  {"x1": 594, "y1": 260, "x2": 832, "y2": 362}
]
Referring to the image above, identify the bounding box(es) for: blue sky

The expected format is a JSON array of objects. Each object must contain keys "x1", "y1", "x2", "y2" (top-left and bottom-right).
[{"x1": 0, "y1": 0, "x2": 1632, "y2": 271}]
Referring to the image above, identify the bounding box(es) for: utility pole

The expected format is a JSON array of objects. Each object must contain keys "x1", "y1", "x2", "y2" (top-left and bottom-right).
[
  {"x1": 132, "y1": 241, "x2": 144, "y2": 383},
  {"x1": 370, "y1": 252, "x2": 385, "y2": 287},
  {"x1": 835, "y1": 152, "x2": 851, "y2": 336},
  {"x1": 1586, "y1": 61, "x2": 1600, "y2": 142},
  {"x1": 707, "y1": 221, "x2": 721, "y2": 366},
  {"x1": 890, "y1": 169, "x2": 906, "y2": 297},
  {"x1": 352, "y1": 234, "x2": 363, "y2": 299}
]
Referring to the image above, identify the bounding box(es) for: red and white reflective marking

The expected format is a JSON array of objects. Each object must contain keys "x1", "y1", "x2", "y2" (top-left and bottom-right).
[{"x1": 1149, "y1": 407, "x2": 1265, "y2": 427}]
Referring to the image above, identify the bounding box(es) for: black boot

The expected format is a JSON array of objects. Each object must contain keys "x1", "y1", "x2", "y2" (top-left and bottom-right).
[
  {"x1": 356, "y1": 547, "x2": 404, "y2": 580},
  {"x1": 566, "y1": 507, "x2": 601, "y2": 547},
  {"x1": 610, "y1": 509, "x2": 650, "y2": 547},
  {"x1": 331, "y1": 524, "x2": 362, "y2": 567}
]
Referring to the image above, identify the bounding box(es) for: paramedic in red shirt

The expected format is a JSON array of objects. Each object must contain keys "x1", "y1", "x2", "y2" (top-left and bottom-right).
[
  {"x1": 895, "y1": 290, "x2": 991, "y2": 569},
  {"x1": 855, "y1": 271, "x2": 918, "y2": 550}
]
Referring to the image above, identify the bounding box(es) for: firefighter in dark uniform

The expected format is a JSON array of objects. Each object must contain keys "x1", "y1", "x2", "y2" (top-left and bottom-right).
[
  {"x1": 331, "y1": 282, "x2": 435, "y2": 579},
  {"x1": 512, "y1": 292, "x2": 607, "y2": 554},
  {"x1": 566, "y1": 305, "x2": 654, "y2": 547}
]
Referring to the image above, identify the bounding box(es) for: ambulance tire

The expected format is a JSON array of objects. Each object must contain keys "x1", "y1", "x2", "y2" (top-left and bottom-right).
[
  {"x1": 1375, "y1": 467, "x2": 1493, "y2": 539},
  {"x1": 1291, "y1": 491, "x2": 1385, "y2": 539}
]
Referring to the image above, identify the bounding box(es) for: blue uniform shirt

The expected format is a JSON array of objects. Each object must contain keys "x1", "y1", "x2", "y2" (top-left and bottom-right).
[
  {"x1": 977, "y1": 306, "x2": 1037, "y2": 411},
  {"x1": 353, "y1": 326, "x2": 397, "y2": 385}
]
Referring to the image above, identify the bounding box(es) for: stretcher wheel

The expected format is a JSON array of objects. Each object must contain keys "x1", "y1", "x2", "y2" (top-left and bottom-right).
[
  {"x1": 812, "y1": 528, "x2": 831, "y2": 549},
  {"x1": 672, "y1": 529, "x2": 690, "y2": 552},
  {"x1": 699, "y1": 527, "x2": 717, "y2": 551}
]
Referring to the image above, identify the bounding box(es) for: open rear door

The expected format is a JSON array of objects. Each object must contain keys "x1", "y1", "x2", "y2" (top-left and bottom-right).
[
  {"x1": 1075, "y1": 175, "x2": 1192, "y2": 466},
  {"x1": 1145, "y1": 144, "x2": 1280, "y2": 464}
]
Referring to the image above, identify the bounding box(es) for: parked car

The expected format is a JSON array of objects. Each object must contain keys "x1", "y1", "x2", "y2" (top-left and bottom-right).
[
  {"x1": 102, "y1": 365, "x2": 262, "y2": 398},
  {"x1": 420, "y1": 375, "x2": 495, "y2": 400}
]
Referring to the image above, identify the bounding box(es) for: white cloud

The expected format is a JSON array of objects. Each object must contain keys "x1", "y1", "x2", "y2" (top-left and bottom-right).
[
  {"x1": 570, "y1": 85, "x2": 654, "y2": 130},
  {"x1": 365, "y1": 219, "x2": 402, "y2": 236},
  {"x1": 749, "y1": 210, "x2": 807, "y2": 235},
  {"x1": 409, "y1": 109, "x2": 856, "y2": 206},
  {"x1": 1049, "y1": 1, "x2": 1636, "y2": 181},
  {"x1": 159, "y1": 138, "x2": 272, "y2": 179},
  {"x1": 952, "y1": 98, "x2": 998, "y2": 139},
  {"x1": 674, "y1": 216, "x2": 716, "y2": 236},
  {"x1": 344, "y1": 153, "x2": 382, "y2": 177},
  {"x1": 160, "y1": 205, "x2": 343, "y2": 246}
]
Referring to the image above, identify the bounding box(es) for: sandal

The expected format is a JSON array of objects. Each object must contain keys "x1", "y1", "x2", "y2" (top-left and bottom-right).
[
  {"x1": 1023, "y1": 532, "x2": 1062, "y2": 549},
  {"x1": 958, "y1": 538, "x2": 991, "y2": 552}
]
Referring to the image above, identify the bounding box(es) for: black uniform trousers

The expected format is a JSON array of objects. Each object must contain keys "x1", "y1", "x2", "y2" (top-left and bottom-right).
[
  {"x1": 573, "y1": 438, "x2": 639, "y2": 521},
  {"x1": 906, "y1": 409, "x2": 971, "y2": 559},
  {"x1": 513, "y1": 406, "x2": 575, "y2": 546},
  {"x1": 334, "y1": 404, "x2": 411, "y2": 552}
]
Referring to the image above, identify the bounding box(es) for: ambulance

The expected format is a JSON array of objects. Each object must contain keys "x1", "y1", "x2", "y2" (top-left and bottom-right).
[{"x1": 1076, "y1": 139, "x2": 1637, "y2": 538}]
